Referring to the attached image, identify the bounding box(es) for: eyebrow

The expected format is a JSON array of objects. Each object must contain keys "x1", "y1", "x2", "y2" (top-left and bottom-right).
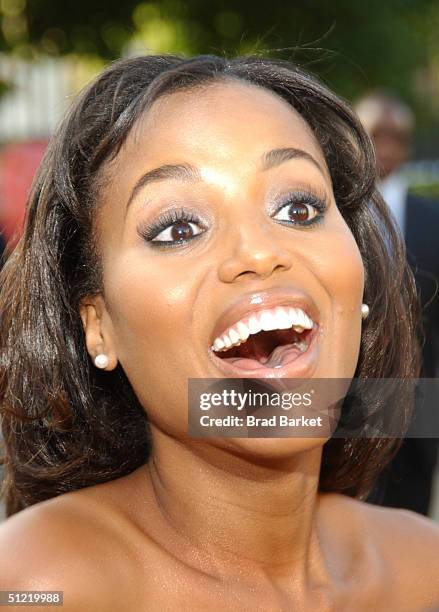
[{"x1": 125, "y1": 147, "x2": 327, "y2": 216}]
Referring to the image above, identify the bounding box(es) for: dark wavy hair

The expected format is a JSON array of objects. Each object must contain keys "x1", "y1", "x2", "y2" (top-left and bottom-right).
[{"x1": 0, "y1": 53, "x2": 421, "y2": 517}]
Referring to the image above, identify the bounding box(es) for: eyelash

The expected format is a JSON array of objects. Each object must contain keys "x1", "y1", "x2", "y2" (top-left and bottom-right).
[
  {"x1": 138, "y1": 208, "x2": 206, "y2": 248},
  {"x1": 137, "y1": 190, "x2": 328, "y2": 248}
]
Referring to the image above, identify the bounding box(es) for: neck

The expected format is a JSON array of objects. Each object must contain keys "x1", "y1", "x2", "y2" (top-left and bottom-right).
[{"x1": 141, "y1": 428, "x2": 332, "y2": 589}]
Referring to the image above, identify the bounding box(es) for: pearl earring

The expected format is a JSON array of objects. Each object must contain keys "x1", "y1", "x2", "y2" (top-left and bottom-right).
[
  {"x1": 361, "y1": 303, "x2": 370, "y2": 320},
  {"x1": 94, "y1": 353, "x2": 109, "y2": 369}
]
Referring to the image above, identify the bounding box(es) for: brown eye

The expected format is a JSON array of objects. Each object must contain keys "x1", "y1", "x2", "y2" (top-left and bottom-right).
[
  {"x1": 139, "y1": 206, "x2": 208, "y2": 247},
  {"x1": 288, "y1": 203, "x2": 311, "y2": 222},
  {"x1": 273, "y1": 200, "x2": 318, "y2": 224},
  {"x1": 170, "y1": 221, "x2": 195, "y2": 241},
  {"x1": 153, "y1": 220, "x2": 202, "y2": 243}
]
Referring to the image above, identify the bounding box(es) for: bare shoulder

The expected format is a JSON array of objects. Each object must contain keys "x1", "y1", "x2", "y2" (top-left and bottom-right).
[
  {"x1": 0, "y1": 487, "x2": 143, "y2": 611},
  {"x1": 320, "y1": 492, "x2": 439, "y2": 610},
  {"x1": 361, "y1": 499, "x2": 439, "y2": 610},
  {"x1": 355, "y1": 497, "x2": 439, "y2": 566}
]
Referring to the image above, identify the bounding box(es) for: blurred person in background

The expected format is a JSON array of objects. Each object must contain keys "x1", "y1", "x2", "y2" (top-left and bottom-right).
[
  {"x1": 0, "y1": 141, "x2": 48, "y2": 253},
  {"x1": 355, "y1": 91, "x2": 439, "y2": 517}
]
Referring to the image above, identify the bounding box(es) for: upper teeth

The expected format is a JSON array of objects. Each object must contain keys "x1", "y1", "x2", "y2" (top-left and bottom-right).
[{"x1": 211, "y1": 306, "x2": 314, "y2": 352}]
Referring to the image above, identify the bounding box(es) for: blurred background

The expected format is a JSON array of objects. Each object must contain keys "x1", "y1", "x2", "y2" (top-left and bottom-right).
[
  {"x1": 2, "y1": 0, "x2": 439, "y2": 246},
  {"x1": 1, "y1": 0, "x2": 439, "y2": 521}
]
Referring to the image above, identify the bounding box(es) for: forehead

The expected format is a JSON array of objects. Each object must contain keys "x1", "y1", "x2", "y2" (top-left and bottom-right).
[{"x1": 120, "y1": 79, "x2": 327, "y2": 172}]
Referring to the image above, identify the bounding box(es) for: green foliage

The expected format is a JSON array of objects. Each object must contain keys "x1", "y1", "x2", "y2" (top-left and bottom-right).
[
  {"x1": 0, "y1": 79, "x2": 10, "y2": 98},
  {"x1": 1, "y1": 0, "x2": 439, "y2": 120},
  {"x1": 409, "y1": 184, "x2": 439, "y2": 200}
]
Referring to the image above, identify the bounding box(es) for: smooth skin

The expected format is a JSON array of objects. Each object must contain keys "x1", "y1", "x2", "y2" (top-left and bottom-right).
[{"x1": 1, "y1": 80, "x2": 439, "y2": 611}]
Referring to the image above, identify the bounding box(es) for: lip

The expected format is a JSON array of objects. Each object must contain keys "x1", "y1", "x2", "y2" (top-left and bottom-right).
[
  {"x1": 207, "y1": 286, "x2": 321, "y2": 380},
  {"x1": 210, "y1": 286, "x2": 321, "y2": 347}
]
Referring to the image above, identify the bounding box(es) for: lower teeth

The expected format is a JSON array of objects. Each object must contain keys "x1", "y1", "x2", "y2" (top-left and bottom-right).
[
  {"x1": 260, "y1": 340, "x2": 308, "y2": 367},
  {"x1": 295, "y1": 340, "x2": 308, "y2": 352}
]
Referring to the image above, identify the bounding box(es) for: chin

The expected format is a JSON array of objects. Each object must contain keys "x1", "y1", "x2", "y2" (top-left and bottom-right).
[{"x1": 216, "y1": 435, "x2": 328, "y2": 461}]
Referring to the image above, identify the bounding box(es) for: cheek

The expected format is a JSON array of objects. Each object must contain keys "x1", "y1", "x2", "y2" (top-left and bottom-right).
[
  {"x1": 322, "y1": 229, "x2": 364, "y2": 316},
  {"x1": 308, "y1": 219, "x2": 365, "y2": 378},
  {"x1": 103, "y1": 249, "x2": 198, "y2": 387}
]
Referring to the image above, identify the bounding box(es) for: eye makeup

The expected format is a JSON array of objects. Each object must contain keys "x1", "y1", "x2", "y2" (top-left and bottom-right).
[{"x1": 137, "y1": 187, "x2": 329, "y2": 249}]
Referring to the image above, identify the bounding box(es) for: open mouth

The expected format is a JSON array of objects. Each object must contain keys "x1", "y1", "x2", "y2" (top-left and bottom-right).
[
  {"x1": 208, "y1": 303, "x2": 319, "y2": 376},
  {"x1": 213, "y1": 326, "x2": 314, "y2": 370}
]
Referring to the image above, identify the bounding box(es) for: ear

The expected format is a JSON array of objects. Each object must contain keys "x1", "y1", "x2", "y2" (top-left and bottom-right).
[{"x1": 79, "y1": 294, "x2": 118, "y2": 370}]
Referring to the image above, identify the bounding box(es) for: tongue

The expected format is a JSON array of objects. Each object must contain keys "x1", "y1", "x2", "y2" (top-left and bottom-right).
[
  {"x1": 226, "y1": 342, "x2": 302, "y2": 370},
  {"x1": 261, "y1": 343, "x2": 297, "y2": 367}
]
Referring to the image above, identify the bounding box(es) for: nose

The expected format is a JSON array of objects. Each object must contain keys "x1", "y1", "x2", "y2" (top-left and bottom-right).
[{"x1": 217, "y1": 222, "x2": 293, "y2": 283}]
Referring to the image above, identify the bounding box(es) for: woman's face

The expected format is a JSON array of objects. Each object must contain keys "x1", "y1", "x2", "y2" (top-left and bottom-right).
[{"x1": 81, "y1": 79, "x2": 364, "y2": 452}]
